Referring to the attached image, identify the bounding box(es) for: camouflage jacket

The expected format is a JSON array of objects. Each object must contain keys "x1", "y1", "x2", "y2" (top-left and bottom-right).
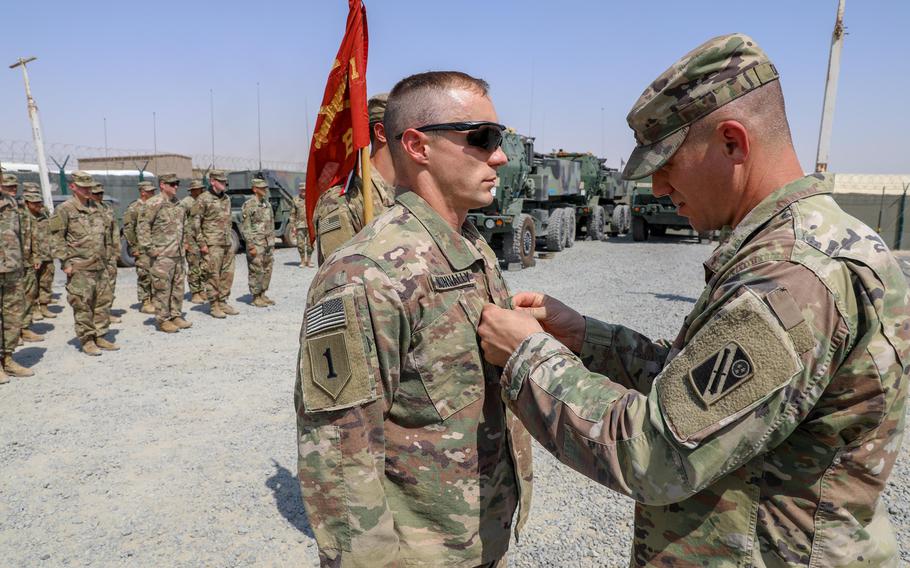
[
  {"x1": 16, "y1": 201, "x2": 33, "y2": 266},
  {"x1": 240, "y1": 195, "x2": 274, "y2": 251},
  {"x1": 501, "y1": 174, "x2": 910, "y2": 567},
  {"x1": 296, "y1": 191, "x2": 533, "y2": 567},
  {"x1": 49, "y1": 197, "x2": 109, "y2": 272},
  {"x1": 122, "y1": 199, "x2": 146, "y2": 252},
  {"x1": 26, "y1": 204, "x2": 52, "y2": 263},
  {"x1": 137, "y1": 193, "x2": 185, "y2": 259},
  {"x1": 0, "y1": 195, "x2": 25, "y2": 273},
  {"x1": 313, "y1": 169, "x2": 395, "y2": 264},
  {"x1": 194, "y1": 189, "x2": 232, "y2": 247},
  {"x1": 98, "y1": 201, "x2": 119, "y2": 265},
  {"x1": 289, "y1": 195, "x2": 308, "y2": 230},
  {"x1": 179, "y1": 195, "x2": 201, "y2": 252}
]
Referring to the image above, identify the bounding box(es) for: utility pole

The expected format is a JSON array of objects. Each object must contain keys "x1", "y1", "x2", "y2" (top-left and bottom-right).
[
  {"x1": 9, "y1": 56, "x2": 54, "y2": 212},
  {"x1": 152, "y1": 111, "x2": 158, "y2": 174},
  {"x1": 210, "y1": 89, "x2": 216, "y2": 169},
  {"x1": 815, "y1": 0, "x2": 846, "y2": 173},
  {"x1": 257, "y1": 82, "x2": 263, "y2": 171}
]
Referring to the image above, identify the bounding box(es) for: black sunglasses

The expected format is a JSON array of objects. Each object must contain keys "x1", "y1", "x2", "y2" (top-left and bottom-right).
[
  {"x1": 395, "y1": 121, "x2": 506, "y2": 152},
  {"x1": 165, "y1": 181, "x2": 179, "y2": 187}
]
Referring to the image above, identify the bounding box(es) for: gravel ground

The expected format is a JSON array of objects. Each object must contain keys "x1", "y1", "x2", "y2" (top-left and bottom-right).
[{"x1": 1, "y1": 234, "x2": 908, "y2": 567}]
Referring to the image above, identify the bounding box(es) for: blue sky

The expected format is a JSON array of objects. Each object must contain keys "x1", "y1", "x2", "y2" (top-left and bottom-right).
[{"x1": 1, "y1": 0, "x2": 906, "y2": 173}]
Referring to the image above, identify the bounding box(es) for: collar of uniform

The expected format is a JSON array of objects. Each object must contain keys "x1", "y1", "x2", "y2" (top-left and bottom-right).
[
  {"x1": 704, "y1": 173, "x2": 833, "y2": 276},
  {"x1": 397, "y1": 191, "x2": 481, "y2": 271},
  {"x1": 72, "y1": 196, "x2": 95, "y2": 212},
  {"x1": 371, "y1": 169, "x2": 396, "y2": 206}
]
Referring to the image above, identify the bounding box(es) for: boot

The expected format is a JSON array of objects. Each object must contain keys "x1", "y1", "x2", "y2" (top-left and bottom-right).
[
  {"x1": 261, "y1": 293, "x2": 275, "y2": 306},
  {"x1": 209, "y1": 302, "x2": 226, "y2": 319},
  {"x1": 17, "y1": 336, "x2": 23, "y2": 347},
  {"x1": 158, "y1": 320, "x2": 179, "y2": 333},
  {"x1": 252, "y1": 295, "x2": 269, "y2": 308},
  {"x1": 3, "y1": 355, "x2": 33, "y2": 377},
  {"x1": 82, "y1": 339, "x2": 102, "y2": 356},
  {"x1": 190, "y1": 292, "x2": 206, "y2": 304},
  {"x1": 0, "y1": 366, "x2": 8, "y2": 385},
  {"x1": 221, "y1": 302, "x2": 239, "y2": 315},
  {"x1": 172, "y1": 317, "x2": 193, "y2": 329},
  {"x1": 32, "y1": 311, "x2": 44, "y2": 322},
  {"x1": 21, "y1": 329, "x2": 45, "y2": 343},
  {"x1": 299, "y1": 261, "x2": 306, "y2": 268},
  {"x1": 48, "y1": 297, "x2": 60, "y2": 305},
  {"x1": 109, "y1": 314, "x2": 122, "y2": 324},
  {"x1": 140, "y1": 301, "x2": 156, "y2": 314},
  {"x1": 95, "y1": 337, "x2": 120, "y2": 351},
  {"x1": 40, "y1": 305, "x2": 57, "y2": 319}
]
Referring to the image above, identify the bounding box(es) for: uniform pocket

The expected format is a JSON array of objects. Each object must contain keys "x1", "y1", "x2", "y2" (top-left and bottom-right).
[{"x1": 410, "y1": 295, "x2": 485, "y2": 420}]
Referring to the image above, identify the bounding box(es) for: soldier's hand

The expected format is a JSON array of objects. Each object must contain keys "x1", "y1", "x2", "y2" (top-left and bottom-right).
[
  {"x1": 510, "y1": 292, "x2": 586, "y2": 353},
  {"x1": 479, "y1": 303, "x2": 544, "y2": 367},
  {"x1": 248, "y1": 245, "x2": 257, "y2": 257},
  {"x1": 63, "y1": 266, "x2": 73, "y2": 276},
  {"x1": 34, "y1": 262, "x2": 40, "y2": 270},
  {"x1": 200, "y1": 245, "x2": 209, "y2": 255},
  {"x1": 185, "y1": 244, "x2": 190, "y2": 252},
  {"x1": 291, "y1": 228, "x2": 297, "y2": 236}
]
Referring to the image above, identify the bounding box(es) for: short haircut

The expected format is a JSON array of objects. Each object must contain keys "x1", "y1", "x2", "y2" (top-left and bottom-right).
[
  {"x1": 688, "y1": 81, "x2": 793, "y2": 148},
  {"x1": 384, "y1": 71, "x2": 490, "y2": 163}
]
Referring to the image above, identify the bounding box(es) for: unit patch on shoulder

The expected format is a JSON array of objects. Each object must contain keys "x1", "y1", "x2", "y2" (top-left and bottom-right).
[
  {"x1": 431, "y1": 270, "x2": 475, "y2": 292},
  {"x1": 688, "y1": 341, "x2": 754, "y2": 407}
]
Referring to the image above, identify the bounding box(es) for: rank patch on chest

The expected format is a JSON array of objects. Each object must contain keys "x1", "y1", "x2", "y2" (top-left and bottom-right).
[
  {"x1": 688, "y1": 341, "x2": 754, "y2": 407},
  {"x1": 305, "y1": 297, "x2": 346, "y2": 336},
  {"x1": 430, "y1": 270, "x2": 475, "y2": 292}
]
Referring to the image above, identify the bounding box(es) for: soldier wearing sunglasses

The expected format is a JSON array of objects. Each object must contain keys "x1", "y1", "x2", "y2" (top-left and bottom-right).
[{"x1": 296, "y1": 71, "x2": 532, "y2": 567}]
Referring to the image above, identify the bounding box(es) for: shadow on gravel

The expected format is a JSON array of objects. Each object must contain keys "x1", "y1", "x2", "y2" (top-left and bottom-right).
[
  {"x1": 631, "y1": 291, "x2": 697, "y2": 304},
  {"x1": 31, "y1": 322, "x2": 54, "y2": 334},
  {"x1": 237, "y1": 294, "x2": 255, "y2": 306},
  {"x1": 142, "y1": 317, "x2": 157, "y2": 327},
  {"x1": 47, "y1": 304, "x2": 65, "y2": 314},
  {"x1": 266, "y1": 460, "x2": 315, "y2": 538},
  {"x1": 111, "y1": 308, "x2": 126, "y2": 317},
  {"x1": 16, "y1": 346, "x2": 46, "y2": 367},
  {"x1": 189, "y1": 303, "x2": 210, "y2": 313}
]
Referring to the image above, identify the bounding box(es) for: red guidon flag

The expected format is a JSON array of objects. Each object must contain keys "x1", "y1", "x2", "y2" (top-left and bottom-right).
[{"x1": 305, "y1": 0, "x2": 370, "y2": 242}]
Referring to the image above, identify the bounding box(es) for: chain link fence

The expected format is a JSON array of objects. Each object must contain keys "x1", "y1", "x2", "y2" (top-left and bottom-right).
[{"x1": 0, "y1": 139, "x2": 306, "y2": 172}]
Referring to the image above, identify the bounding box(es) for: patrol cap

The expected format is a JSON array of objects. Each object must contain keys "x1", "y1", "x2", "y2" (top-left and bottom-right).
[
  {"x1": 22, "y1": 181, "x2": 39, "y2": 191},
  {"x1": 622, "y1": 33, "x2": 779, "y2": 180},
  {"x1": 252, "y1": 178, "x2": 268, "y2": 189},
  {"x1": 368, "y1": 93, "x2": 389, "y2": 124},
  {"x1": 1, "y1": 173, "x2": 18, "y2": 187},
  {"x1": 188, "y1": 179, "x2": 205, "y2": 190},
  {"x1": 138, "y1": 181, "x2": 155, "y2": 192},
  {"x1": 209, "y1": 169, "x2": 228, "y2": 182},
  {"x1": 297, "y1": 182, "x2": 306, "y2": 191},
  {"x1": 91, "y1": 181, "x2": 105, "y2": 194},
  {"x1": 22, "y1": 182, "x2": 42, "y2": 202},
  {"x1": 159, "y1": 173, "x2": 179, "y2": 185},
  {"x1": 70, "y1": 170, "x2": 95, "y2": 188}
]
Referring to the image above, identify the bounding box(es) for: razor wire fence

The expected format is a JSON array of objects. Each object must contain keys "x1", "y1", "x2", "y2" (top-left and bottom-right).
[{"x1": 0, "y1": 139, "x2": 306, "y2": 173}]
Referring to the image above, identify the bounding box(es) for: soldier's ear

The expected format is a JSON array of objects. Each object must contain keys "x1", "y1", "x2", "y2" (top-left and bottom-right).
[
  {"x1": 400, "y1": 129, "x2": 430, "y2": 166},
  {"x1": 718, "y1": 120, "x2": 749, "y2": 165}
]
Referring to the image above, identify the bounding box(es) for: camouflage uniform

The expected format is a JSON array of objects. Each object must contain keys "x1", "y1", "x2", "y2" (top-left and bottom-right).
[
  {"x1": 49, "y1": 174, "x2": 112, "y2": 345},
  {"x1": 138, "y1": 185, "x2": 186, "y2": 326},
  {"x1": 500, "y1": 34, "x2": 910, "y2": 567},
  {"x1": 289, "y1": 190, "x2": 311, "y2": 266},
  {"x1": 0, "y1": 187, "x2": 26, "y2": 358},
  {"x1": 93, "y1": 184, "x2": 119, "y2": 324},
  {"x1": 195, "y1": 171, "x2": 235, "y2": 308},
  {"x1": 179, "y1": 180, "x2": 205, "y2": 298},
  {"x1": 26, "y1": 190, "x2": 55, "y2": 315},
  {"x1": 123, "y1": 186, "x2": 154, "y2": 306},
  {"x1": 15, "y1": 193, "x2": 35, "y2": 330},
  {"x1": 313, "y1": 169, "x2": 395, "y2": 264},
  {"x1": 296, "y1": 191, "x2": 533, "y2": 567},
  {"x1": 239, "y1": 182, "x2": 274, "y2": 300},
  {"x1": 20, "y1": 185, "x2": 50, "y2": 330}
]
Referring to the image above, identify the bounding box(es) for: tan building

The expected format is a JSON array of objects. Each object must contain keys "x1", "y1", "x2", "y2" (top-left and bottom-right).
[{"x1": 78, "y1": 154, "x2": 193, "y2": 180}]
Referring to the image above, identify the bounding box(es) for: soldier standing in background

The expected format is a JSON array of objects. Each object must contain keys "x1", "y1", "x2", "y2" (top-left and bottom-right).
[
  {"x1": 0, "y1": 173, "x2": 34, "y2": 380},
  {"x1": 6, "y1": 177, "x2": 41, "y2": 345},
  {"x1": 296, "y1": 72, "x2": 532, "y2": 567},
  {"x1": 180, "y1": 179, "x2": 206, "y2": 304},
  {"x1": 312, "y1": 93, "x2": 397, "y2": 264},
  {"x1": 288, "y1": 182, "x2": 312, "y2": 267},
  {"x1": 195, "y1": 169, "x2": 237, "y2": 319},
  {"x1": 122, "y1": 180, "x2": 156, "y2": 314},
  {"x1": 138, "y1": 173, "x2": 191, "y2": 334},
  {"x1": 18, "y1": 184, "x2": 48, "y2": 342},
  {"x1": 20, "y1": 183, "x2": 56, "y2": 322},
  {"x1": 49, "y1": 171, "x2": 119, "y2": 356},
  {"x1": 91, "y1": 182, "x2": 121, "y2": 324},
  {"x1": 240, "y1": 178, "x2": 275, "y2": 307}
]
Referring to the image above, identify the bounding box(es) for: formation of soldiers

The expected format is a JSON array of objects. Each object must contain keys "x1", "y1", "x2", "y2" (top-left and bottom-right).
[{"x1": 0, "y1": 167, "x2": 313, "y2": 379}]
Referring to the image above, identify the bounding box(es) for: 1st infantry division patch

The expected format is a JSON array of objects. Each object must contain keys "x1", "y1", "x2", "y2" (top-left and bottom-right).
[{"x1": 688, "y1": 341, "x2": 755, "y2": 407}]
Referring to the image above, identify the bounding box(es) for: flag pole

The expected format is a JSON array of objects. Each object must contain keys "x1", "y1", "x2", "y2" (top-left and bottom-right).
[{"x1": 361, "y1": 146, "x2": 373, "y2": 224}]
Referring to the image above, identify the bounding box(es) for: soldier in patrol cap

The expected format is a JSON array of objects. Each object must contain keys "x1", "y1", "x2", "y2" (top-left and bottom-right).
[
  {"x1": 50, "y1": 171, "x2": 120, "y2": 355},
  {"x1": 0, "y1": 173, "x2": 34, "y2": 379},
  {"x1": 240, "y1": 178, "x2": 275, "y2": 307},
  {"x1": 19, "y1": 184, "x2": 52, "y2": 342},
  {"x1": 311, "y1": 92, "x2": 397, "y2": 264},
  {"x1": 478, "y1": 33, "x2": 910, "y2": 566},
  {"x1": 180, "y1": 178, "x2": 206, "y2": 303},
  {"x1": 296, "y1": 72, "x2": 532, "y2": 567},
  {"x1": 195, "y1": 169, "x2": 238, "y2": 318},
  {"x1": 90, "y1": 181, "x2": 121, "y2": 324},
  {"x1": 288, "y1": 181, "x2": 312, "y2": 267},
  {"x1": 20, "y1": 183, "x2": 56, "y2": 323},
  {"x1": 123, "y1": 180, "x2": 157, "y2": 313}
]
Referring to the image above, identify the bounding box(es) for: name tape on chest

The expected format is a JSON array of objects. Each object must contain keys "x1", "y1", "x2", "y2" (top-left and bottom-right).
[
  {"x1": 305, "y1": 297, "x2": 346, "y2": 336},
  {"x1": 430, "y1": 270, "x2": 475, "y2": 292}
]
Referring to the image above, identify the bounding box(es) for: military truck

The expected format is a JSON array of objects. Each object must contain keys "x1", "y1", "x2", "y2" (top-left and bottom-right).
[
  {"x1": 629, "y1": 177, "x2": 696, "y2": 241},
  {"x1": 548, "y1": 151, "x2": 632, "y2": 239},
  {"x1": 226, "y1": 169, "x2": 304, "y2": 253}
]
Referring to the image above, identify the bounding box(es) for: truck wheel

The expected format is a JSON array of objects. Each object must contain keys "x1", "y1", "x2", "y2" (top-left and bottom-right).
[
  {"x1": 632, "y1": 216, "x2": 649, "y2": 242},
  {"x1": 563, "y1": 207, "x2": 576, "y2": 248},
  {"x1": 546, "y1": 209, "x2": 565, "y2": 251},
  {"x1": 119, "y1": 236, "x2": 135, "y2": 267},
  {"x1": 590, "y1": 206, "x2": 606, "y2": 241},
  {"x1": 231, "y1": 227, "x2": 243, "y2": 254},
  {"x1": 282, "y1": 223, "x2": 298, "y2": 248},
  {"x1": 611, "y1": 207, "x2": 625, "y2": 237},
  {"x1": 503, "y1": 213, "x2": 536, "y2": 268}
]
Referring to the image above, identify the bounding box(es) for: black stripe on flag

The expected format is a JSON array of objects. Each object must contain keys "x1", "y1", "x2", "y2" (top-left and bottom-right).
[{"x1": 306, "y1": 297, "x2": 346, "y2": 336}]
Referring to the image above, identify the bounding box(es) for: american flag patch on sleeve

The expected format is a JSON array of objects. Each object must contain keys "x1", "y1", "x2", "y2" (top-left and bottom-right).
[{"x1": 305, "y1": 297, "x2": 347, "y2": 336}]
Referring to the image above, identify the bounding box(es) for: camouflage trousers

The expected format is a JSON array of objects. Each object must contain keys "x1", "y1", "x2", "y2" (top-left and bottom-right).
[
  {"x1": 22, "y1": 265, "x2": 38, "y2": 327},
  {"x1": 97, "y1": 262, "x2": 117, "y2": 320},
  {"x1": 37, "y1": 260, "x2": 54, "y2": 305},
  {"x1": 136, "y1": 253, "x2": 152, "y2": 303},
  {"x1": 246, "y1": 248, "x2": 273, "y2": 295},
  {"x1": 150, "y1": 256, "x2": 185, "y2": 323},
  {"x1": 185, "y1": 250, "x2": 205, "y2": 295},
  {"x1": 204, "y1": 245, "x2": 235, "y2": 303},
  {"x1": 0, "y1": 270, "x2": 25, "y2": 355},
  {"x1": 295, "y1": 227, "x2": 311, "y2": 264},
  {"x1": 65, "y1": 268, "x2": 110, "y2": 343}
]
